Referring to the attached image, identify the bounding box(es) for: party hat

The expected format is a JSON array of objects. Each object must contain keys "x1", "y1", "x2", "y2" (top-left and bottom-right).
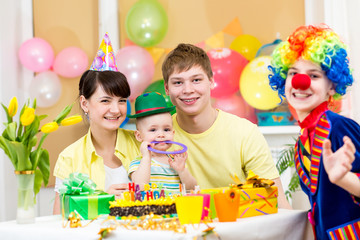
[{"x1": 90, "y1": 33, "x2": 118, "y2": 71}]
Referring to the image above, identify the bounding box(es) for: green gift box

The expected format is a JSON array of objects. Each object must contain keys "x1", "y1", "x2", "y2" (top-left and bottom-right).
[
  {"x1": 61, "y1": 192, "x2": 115, "y2": 220},
  {"x1": 59, "y1": 172, "x2": 114, "y2": 220}
]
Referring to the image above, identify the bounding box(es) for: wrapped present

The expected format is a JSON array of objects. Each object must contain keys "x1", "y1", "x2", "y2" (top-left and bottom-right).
[
  {"x1": 237, "y1": 186, "x2": 278, "y2": 218},
  {"x1": 231, "y1": 170, "x2": 278, "y2": 218},
  {"x1": 59, "y1": 172, "x2": 115, "y2": 220}
]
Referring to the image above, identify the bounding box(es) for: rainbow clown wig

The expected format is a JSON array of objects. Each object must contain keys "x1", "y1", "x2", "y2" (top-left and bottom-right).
[{"x1": 268, "y1": 24, "x2": 353, "y2": 101}]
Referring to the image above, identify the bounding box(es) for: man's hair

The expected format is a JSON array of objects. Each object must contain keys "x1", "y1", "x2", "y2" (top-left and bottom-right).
[{"x1": 162, "y1": 43, "x2": 213, "y2": 83}]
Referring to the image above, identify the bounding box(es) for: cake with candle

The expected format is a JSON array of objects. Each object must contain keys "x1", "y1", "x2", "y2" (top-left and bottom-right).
[{"x1": 109, "y1": 197, "x2": 177, "y2": 217}]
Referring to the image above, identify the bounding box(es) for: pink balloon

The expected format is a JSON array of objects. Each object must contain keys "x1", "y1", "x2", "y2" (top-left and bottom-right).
[
  {"x1": 213, "y1": 94, "x2": 257, "y2": 124},
  {"x1": 116, "y1": 46, "x2": 155, "y2": 101},
  {"x1": 18, "y1": 38, "x2": 54, "y2": 72},
  {"x1": 53, "y1": 47, "x2": 89, "y2": 78},
  {"x1": 207, "y1": 48, "x2": 248, "y2": 99}
]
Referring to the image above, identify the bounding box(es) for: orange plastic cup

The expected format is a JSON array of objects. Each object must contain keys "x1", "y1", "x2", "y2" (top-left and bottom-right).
[
  {"x1": 175, "y1": 196, "x2": 203, "y2": 224},
  {"x1": 214, "y1": 191, "x2": 240, "y2": 222}
]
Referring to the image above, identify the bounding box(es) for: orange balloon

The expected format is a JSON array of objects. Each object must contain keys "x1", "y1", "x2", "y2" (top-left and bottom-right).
[{"x1": 288, "y1": 103, "x2": 299, "y2": 121}]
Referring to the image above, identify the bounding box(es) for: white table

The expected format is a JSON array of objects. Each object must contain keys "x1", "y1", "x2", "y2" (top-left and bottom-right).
[{"x1": 0, "y1": 209, "x2": 313, "y2": 240}]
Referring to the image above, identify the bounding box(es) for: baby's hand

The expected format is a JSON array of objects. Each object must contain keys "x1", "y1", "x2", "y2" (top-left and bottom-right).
[
  {"x1": 322, "y1": 136, "x2": 355, "y2": 184},
  {"x1": 169, "y1": 152, "x2": 188, "y2": 173},
  {"x1": 140, "y1": 141, "x2": 152, "y2": 157}
]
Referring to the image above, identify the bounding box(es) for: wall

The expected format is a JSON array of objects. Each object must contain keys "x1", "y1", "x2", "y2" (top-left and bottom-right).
[
  {"x1": 1, "y1": 0, "x2": 305, "y2": 220},
  {"x1": 34, "y1": 0, "x2": 305, "y2": 188},
  {"x1": 33, "y1": 0, "x2": 98, "y2": 187}
]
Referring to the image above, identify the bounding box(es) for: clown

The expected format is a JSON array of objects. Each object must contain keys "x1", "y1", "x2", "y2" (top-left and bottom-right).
[{"x1": 269, "y1": 25, "x2": 360, "y2": 240}]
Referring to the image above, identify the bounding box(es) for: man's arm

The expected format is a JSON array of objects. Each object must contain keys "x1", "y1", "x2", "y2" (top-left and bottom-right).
[{"x1": 273, "y1": 177, "x2": 292, "y2": 209}]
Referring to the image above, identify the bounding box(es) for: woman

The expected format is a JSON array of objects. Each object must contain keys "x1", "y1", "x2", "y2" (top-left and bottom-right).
[{"x1": 53, "y1": 70, "x2": 140, "y2": 214}]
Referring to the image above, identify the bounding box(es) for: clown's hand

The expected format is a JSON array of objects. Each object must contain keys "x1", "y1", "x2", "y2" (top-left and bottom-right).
[{"x1": 322, "y1": 136, "x2": 355, "y2": 184}]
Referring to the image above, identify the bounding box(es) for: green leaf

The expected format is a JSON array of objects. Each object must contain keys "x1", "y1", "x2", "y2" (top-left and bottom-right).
[
  {"x1": 0, "y1": 136, "x2": 19, "y2": 169},
  {"x1": 276, "y1": 144, "x2": 295, "y2": 175},
  {"x1": 34, "y1": 169, "x2": 43, "y2": 201},
  {"x1": 3, "y1": 122, "x2": 17, "y2": 141},
  {"x1": 38, "y1": 114, "x2": 48, "y2": 121},
  {"x1": 53, "y1": 104, "x2": 73, "y2": 124},
  {"x1": 1, "y1": 103, "x2": 11, "y2": 123},
  {"x1": 28, "y1": 135, "x2": 37, "y2": 150},
  {"x1": 19, "y1": 100, "x2": 28, "y2": 117},
  {"x1": 22, "y1": 116, "x2": 40, "y2": 149},
  {"x1": 12, "y1": 142, "x2": 31, "y2": 170},
  {"x1": 276, "y1": 138, "x2": 300, "y2": 201},
  {"x1": 36, "y1": 149, "x2": 50, "y2": 186},
  {"x1": 0, "y1": 136, "x2": 16, "y2": 167},
  {"x1": 32, "y1": 98, "x2": 37, "y2": 109},
  {"x1": 0, "y1": 137, "x2": 32, "y2": 170}
]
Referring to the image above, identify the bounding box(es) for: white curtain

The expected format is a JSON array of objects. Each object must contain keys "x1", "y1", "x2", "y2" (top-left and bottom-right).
[
  {"x1": 0, "y1": 0, "x2": 33, "y2": 221},
  {"x1": 305, "y1": 0, "x2": 360, "y2": 121}
]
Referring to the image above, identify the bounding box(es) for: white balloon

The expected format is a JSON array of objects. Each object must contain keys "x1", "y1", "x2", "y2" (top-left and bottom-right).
[{"x1": 29, "y1": 71, "x2": 62, "y2": 108}]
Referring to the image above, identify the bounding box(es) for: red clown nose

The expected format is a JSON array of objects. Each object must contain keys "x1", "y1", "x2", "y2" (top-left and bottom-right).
[{"x1": 291, "y1": 74, "x2": 311, "y2": 90}]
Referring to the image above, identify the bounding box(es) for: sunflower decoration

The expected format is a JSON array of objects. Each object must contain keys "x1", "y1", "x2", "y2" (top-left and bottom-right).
[{"x1": 225, "y1": 187, "x2": 238, "y2": 202}]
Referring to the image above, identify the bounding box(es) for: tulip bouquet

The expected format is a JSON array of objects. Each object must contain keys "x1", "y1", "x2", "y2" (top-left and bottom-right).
[{"x1": 0, "y1": 97, "x2": 83, "y2": 199}]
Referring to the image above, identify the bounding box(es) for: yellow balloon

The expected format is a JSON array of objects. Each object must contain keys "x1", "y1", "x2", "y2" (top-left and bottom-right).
[
  {"x1": 240, "y1": 56, "x2": 281, "y2": 110},
  {"x1": 230, "y1": 34, "x2": 262, "y2": 61}
]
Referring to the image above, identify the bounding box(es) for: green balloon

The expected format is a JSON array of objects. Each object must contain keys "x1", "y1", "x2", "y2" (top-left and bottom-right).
[
  {"x1": 143, "y1": 79, "x2": 176, "y2": 115},
  {"x1": 126, "y1": 0, "x2": 168, "y2": 47}
]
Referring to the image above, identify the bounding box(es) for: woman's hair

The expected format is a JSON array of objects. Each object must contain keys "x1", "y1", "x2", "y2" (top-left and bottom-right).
[
  {"x1": 162, "y1": 43, "x2": 213, "y2": 83},
  {"x1": 79, "y1": 70, "x2": 130, "y2": 99},
  {"x1": 268, "y1": 25, "x2": 353, "y2": 101}
]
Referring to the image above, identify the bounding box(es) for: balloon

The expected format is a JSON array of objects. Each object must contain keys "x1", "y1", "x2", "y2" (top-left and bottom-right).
[
  {"x1": 18, "y1": 38, "x2": 54, "y2": 72},
  {"x1": 213, "y1": 94, "x2": 257, "y2": 124},
  {"x1": 143, "y1": 79, "x2": 176, "y2": 114},
  {"x1": 53, "y1": 47, "x2": 88, "y2": 78},
  {"x1": 230, "y1": 34, "x2": 262, "y2": 61},
  {"x1": 126, "y1": 0, "x2": 168, "y2": 47},
  {"x1": 207, "y1": 48, "x2": 248, "y2": 99},
  {"x1": 120, "y1": 100, "x2": 131, "y2": 128},
  {"x1": 329, "y1": 98, "x2": 342, "y2": 113},
  {"x1": 288, "y1": 103, "x2": 299, "y2": 121},
  {"x1": 116, "y1": 46, "x2": 155, "y2": 101},
  {"x1": 240, "y1": 56, "x2": 281, "y2": 110},
  {"x1": 29, "y1": 71, "x2": 62, "y2": 108},
  {"x1": 255, "y1": 39, "x2": 282, "y2": 57}
]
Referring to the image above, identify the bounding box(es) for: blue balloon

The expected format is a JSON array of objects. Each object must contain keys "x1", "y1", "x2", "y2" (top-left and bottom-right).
[
  {"x1": 120, "y1": 99, "x2": 131, "y2": 128},
  {"x1": 255, "y1": 39, "x2": 282, "y2": 57}
]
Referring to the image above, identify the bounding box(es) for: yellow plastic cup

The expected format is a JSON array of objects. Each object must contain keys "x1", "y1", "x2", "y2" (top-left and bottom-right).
[{"x1": 175, "y1": 196, "x2": 203, "y2": 224}]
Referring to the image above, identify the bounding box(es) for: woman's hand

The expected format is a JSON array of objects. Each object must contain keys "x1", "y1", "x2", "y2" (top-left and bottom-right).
[{"x1": 106, "y1": 183, "x2": 128, "y2": 198}]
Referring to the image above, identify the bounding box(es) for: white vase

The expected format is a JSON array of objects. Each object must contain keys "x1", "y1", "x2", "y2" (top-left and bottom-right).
[{"x1": 15, "y1": 171, "x2": 36, "y2": 224}]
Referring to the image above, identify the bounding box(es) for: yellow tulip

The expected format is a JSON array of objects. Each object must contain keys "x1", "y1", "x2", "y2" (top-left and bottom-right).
[
  {"x1": 41, "y1": 122, "x2": 59, "y2": 133},
  {"x1": 20, "y1": 107, "x2": 35, "y2": 126},
  {"x1": 8, "y1": 97, "x2": 18, "y2": 117},
  {"x1": 60, "y1": 115, "x2": 83, "y2": 126}
]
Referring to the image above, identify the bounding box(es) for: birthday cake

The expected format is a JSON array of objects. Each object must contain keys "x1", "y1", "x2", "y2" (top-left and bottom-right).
[{"x1": 109, "y1": 198, "x2": 177, "y2": 217}]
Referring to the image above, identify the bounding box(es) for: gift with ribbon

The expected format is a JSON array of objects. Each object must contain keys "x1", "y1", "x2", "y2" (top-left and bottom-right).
[
  {"x1": 59, "y1": 172, "x2": 115, "y2": 220},
  {"x1": 231, "y1": 171, "x2": 278, "y2": 219}
]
